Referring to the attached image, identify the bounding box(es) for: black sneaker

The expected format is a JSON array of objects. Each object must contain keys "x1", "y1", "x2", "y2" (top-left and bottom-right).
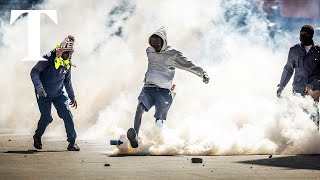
[
  {"x1": 33, "y1": 135, "x2": 42, "y2": 150},
  {"x1": 67, "y1": 143, "x2": 80, "y2": 151},
  {"x1": 127, "y1": 128, "x2": 138, "y2": 148}
]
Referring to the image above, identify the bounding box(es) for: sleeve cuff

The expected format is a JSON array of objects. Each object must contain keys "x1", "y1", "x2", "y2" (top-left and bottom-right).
[
  {"x1": 35, "y1": 86, "x2": 44, "y2": 91},
  {"x1": 69, "y1": 96, "x2": 75, "y2": 101}
]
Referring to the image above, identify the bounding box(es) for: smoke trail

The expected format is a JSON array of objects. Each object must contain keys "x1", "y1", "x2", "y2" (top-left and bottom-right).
[{"x1": 0, "y1": 0, "x2": 319, "y2": 155}]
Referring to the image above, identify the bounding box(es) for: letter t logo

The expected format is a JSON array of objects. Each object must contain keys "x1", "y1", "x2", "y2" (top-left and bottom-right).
[{"x1": 10, "y1": 10, "x2": 58, "y2": 61}]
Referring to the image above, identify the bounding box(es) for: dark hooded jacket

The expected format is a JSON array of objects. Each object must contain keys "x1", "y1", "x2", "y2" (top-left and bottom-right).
[
  {"x1": 279, "y1": 42, "x2": 320, "y2": 94},
  {"x1": 30, "y1": 49, "x2": 75, "y2": 100}
]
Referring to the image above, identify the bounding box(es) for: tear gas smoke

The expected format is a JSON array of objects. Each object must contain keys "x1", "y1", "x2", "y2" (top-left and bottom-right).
[{"x1": 1, "y1": 0, "x2": 319, "y2": 155}]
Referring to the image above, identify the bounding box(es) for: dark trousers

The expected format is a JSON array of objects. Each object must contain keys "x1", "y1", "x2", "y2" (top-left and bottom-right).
[{"x1": 34, "y1": 94, "x2": 77, "y2": 143}]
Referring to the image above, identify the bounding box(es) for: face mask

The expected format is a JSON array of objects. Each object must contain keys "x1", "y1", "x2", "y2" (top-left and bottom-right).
[{"x1": 300, "y1": 32, "x2": 313, "y2": 46}]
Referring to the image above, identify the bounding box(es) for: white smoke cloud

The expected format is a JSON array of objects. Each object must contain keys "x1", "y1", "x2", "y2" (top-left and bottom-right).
[{"x1": 0, "y1": 0, "x2": 319, "y2": 155}]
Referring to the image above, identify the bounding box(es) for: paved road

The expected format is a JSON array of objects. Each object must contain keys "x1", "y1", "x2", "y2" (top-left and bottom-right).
[{"x1": 0, "y1": 135, "x2": 319, "y2": 179}]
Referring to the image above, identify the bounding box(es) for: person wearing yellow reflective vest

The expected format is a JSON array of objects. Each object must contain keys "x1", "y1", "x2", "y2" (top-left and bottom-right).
[{"x1": 30, "y1": 35, "x2": 80, "y2": 151}]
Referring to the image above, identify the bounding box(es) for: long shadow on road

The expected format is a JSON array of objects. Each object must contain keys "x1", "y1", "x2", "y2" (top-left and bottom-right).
[
  {"x1": 4, "y1": 150, "x2": 67, "y2": 154},
  {"x1": 237, "y1": 155, "x2": 320, "y2": 171},
  {"x1": 107, "y1": 154, "x2": 177, "y2": 157}
]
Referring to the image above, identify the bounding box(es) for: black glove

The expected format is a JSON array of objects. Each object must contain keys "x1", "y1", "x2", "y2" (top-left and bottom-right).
[
  {"x1": 69, "y1": 99, "x2": 77, "y2": 109},
  {"x1": 37, "y1": 88, "x2": 47, "y2": 97},
  {"x1": 277, "y1": 85, "x2": 284, "y2": 98},
  {"x1": 203, "y1": 73, "x2": 210, "y2": 84}
]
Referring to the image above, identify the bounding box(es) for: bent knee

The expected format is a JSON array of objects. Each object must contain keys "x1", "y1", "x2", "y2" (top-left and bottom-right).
[
  {"x1": 40, "y1": 116, "x2": 53, "y2": 123},
  {"x1": 137, "y1": 103, "x2": 147, "y2": 112}
]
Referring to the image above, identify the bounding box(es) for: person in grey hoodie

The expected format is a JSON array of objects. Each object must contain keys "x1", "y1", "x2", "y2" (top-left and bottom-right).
[
  {"x1": 127, "y1": 27, "x2": 210, "y2": 148},
  {"x1": 30, "y1": 35, "x2": 80, "y2": 151},
  {"x1": 277, "y1": 24, "x2": 320, "y2": 128}
]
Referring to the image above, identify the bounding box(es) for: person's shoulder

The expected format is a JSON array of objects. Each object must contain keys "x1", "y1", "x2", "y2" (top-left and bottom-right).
[
  {"x1": 146, "y1": 47, "x2": 155, "y2": 53},
  {"x1": 313, "y1": 43, "x2": 320, "y2": 53},
  {"x1": 290, "y1": 43, "x2": 301, "y2": 49},
  {"x1": 165, "y1": 47, "x2": 181, "y2": 55},
  {"x1": 289, "y1": 43, "x2": 303, "y2": 53}
]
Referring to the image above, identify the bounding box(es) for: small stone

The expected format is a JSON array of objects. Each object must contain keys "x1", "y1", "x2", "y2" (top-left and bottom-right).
[
  {"x1": 269, "y1": 155, "x2": 272, "y2": 158},
  {"x1": 191, "y1": 158, "x2": 203, "y2": 163},
  {"x1": 8, "y1": 139, "x2": 11, "y2": 141},
  {"x1": 24, "y1": 155, "x2": 27, "y2": 157},
  {"x1": 250, "y1": 167, "x2": 252, "y2": 169},
  {"x1": 82, "y1": 160, "x2": 84, "y2": 162},
  {"x1": 202, "y1": 165, "x2": 205, "y2": 166},
  {"x1": 211, "y1": 171, "x2": 213, "y2": 172},
  {"x1": 104, "y1": 163, "x2": 110, "y2": 167}
]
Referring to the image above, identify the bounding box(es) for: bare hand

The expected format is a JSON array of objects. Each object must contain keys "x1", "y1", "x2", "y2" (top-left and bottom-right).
[
  {"x1": 37, "y1": 88, "x2": 47, "y2": 97},
  {"x1": 170, "y1": 84, "x2": 176, "y2": 91},
  {"x1": 69, "y1": 99, "x2": 77, "y2": 109},
  {"x1": 203, "y1": 74, "x2": 210, "y2": 84},
  {"x1": 276, "y1": 86, "x2": 284, "y2": 98}
]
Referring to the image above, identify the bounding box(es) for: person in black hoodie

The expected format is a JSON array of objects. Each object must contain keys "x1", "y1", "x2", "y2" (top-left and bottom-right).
[
  {"x1": 30, "y1": 35, "x2": 79, "y2": 151},
  {"x1": 277, "y1": 25, "x2": 320, "y2": 128}
]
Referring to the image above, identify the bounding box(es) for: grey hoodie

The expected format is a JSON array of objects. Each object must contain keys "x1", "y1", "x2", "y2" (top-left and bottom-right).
[{"x1": 144, "y1": 27, "x2": 206, "y2": 89}]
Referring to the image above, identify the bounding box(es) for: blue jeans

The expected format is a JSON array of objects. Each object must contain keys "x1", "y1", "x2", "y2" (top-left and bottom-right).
[{"x1": 34, "y1": 94, "x2": 77, "y2": 143}]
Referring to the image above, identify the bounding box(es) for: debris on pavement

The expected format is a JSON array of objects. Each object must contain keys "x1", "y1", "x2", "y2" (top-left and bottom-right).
[{"x1": 191, "y1": 158, "x2": 203, "y2": 163}]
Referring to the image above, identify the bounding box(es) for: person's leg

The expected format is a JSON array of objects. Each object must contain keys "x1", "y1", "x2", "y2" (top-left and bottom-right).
[
  {"x1": 128, "y1": 88, "x2": 155, "y2": 148},
  {"x1": 34, "y1": 95, "x2": 53, "y2": 149},
  {"x1": 134, "y1": 87, "x2": 155, "y2": 132},
  {"x1": 154, "y1": 88, "x2": 173, "y2": 127},
  {"x1": 134, "y1": 102, "x2": 147, "y2": 135},
  {"x1": 52, "y1": 94, "x2": 78, "y2": 150},
  {"x1": 34, "y1": 96, "x2": 53, "y2": 138}
]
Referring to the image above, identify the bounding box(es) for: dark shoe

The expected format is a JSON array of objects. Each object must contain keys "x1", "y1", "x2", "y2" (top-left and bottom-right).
[
  {"x1": 67, "y1": 142, "x2": 80, "y2": 151},
  {"x1": 127, "y1": 128, "x2": 138, "y2": 148},
  {"x1": 33, "y1": 135, "x2": 42, "y2": 150}
]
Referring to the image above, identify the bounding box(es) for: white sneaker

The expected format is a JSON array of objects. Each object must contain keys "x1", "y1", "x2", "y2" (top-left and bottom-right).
[{"x1": 155, "y1": 119, "x2": 165, "y2": 128}]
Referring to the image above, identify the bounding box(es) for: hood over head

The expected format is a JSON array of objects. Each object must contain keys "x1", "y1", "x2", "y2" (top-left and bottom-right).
[{"x1": 150, "y1": 27, "x2": 168, "y2": 52}]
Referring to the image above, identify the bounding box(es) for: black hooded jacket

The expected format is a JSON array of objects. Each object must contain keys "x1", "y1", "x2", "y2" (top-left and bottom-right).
[{"x1": 279, "y1": 43, "x2": 320, "y2": 94}]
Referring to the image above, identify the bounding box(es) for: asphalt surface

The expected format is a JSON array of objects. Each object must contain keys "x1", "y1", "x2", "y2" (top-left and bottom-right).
[{"x1": 0, "y1": 135, "x2": 320, "y2": 179}]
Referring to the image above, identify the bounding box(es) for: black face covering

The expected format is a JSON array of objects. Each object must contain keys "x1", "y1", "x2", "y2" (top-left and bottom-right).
[{"x1": 300, "y1": 32, "x2": 313, "y2": 46}]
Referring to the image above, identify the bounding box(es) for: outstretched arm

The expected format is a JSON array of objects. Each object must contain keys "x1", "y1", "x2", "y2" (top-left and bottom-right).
[{"x1": 172, "y1": 51, "x2": 209, "y2": 83}]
